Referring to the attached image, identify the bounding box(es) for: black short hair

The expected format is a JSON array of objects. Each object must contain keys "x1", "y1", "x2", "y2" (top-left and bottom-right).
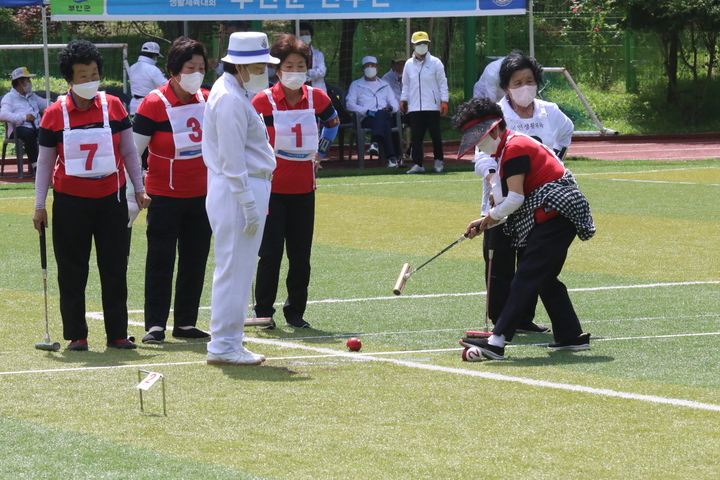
[
  {"x1": 58, "y1": 40, "x2": 103, "y2": 83},
  {"x1": 227, "y1": 21, "x2": 250, "y2": 32},
  {"x1": 11, "y1": 78, "x2": 22, "y2": 88},
  {"x1": 222, "y1": 62, "x2": 238, "y2": 75},
  {"x1": 498, "y1": 49, "x2": 543, "y2": 91},
  {"x1": 166, "y1": 36, "x2": 209, "y2": 77},
  {"x1": 452, "y1": 97, "x2": 507, "y2": 131},
  {"x1": 139, "y1": 52, "x2": 157, "y2": 60},
  {"x1": 299, "y1": 21, "x2": 314, "y2": 36}
]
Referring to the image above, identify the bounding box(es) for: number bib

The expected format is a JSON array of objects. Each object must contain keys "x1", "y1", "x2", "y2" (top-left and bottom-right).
[
  {"x1": 61, "y1": 92, "x2": 118, "y2": 178},
  {"x1": 151, "y1": 89, "x2": 205, "y2": 159},
  {"x1": 265, "y1": 87, "x2": 318, "y2": 161}
]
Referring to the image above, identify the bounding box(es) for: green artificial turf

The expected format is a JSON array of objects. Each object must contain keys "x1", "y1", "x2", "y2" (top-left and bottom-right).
[{"x1": 1, "y1": 160, "x2": 719, "y2": 479}]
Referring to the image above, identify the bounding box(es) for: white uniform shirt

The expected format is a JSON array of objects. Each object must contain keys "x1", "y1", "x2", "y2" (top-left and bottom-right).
[
  {"x1": 0, "y1": 88, "x2": 46, "y2": 136},
  {"x1": 474, "y1": 96, "x2": 574, "y2": 215},
  {"x1": 473, "y1": 57, "x2": 505, "y2": 102},
  {"x1": 400, "y1": 52, "x2": 449, "y2": 113},
  {"x1": 381, "y1": 69, "x2": 403, "y2": 103},
  {"x1": 128, "y1": 56, "x2": 166, "y2": 115},
  {"x1": 307, "y1": 46, "x2": 327, "y2": 92},
  {"x1": 202, "y1": 73, "x2": 276, "y2": 205},
  {"x1": 345, "y1": 76, "x2": 399, "y2": 120}
]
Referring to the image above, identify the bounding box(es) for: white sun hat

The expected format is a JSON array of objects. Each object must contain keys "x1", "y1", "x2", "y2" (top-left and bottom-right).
[{"x1": 221, "y1": 32, "x2": 280, "y2": 65}]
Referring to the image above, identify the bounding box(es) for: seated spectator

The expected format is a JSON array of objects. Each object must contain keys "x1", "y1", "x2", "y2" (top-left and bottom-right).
[
  {"x1": 299, "y1": 21, "x2": 327, "y2": 92},
  {"x1": 346, "y1": 55, "x2": 400, "y2": 167},
  {"x1": 0, "y1": 67, "x2": 47, "y2": 175},
  {"x1": 381, "y1": 51, "x2": 406, "y2": 104},
  {"x1": 473, "y1": 56, "x2": 505, "y2": 102}
]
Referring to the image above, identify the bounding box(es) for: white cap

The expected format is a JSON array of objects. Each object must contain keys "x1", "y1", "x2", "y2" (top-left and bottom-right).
[
  {"x1": 141, "y1": 42, "x2": 163, "y2": 58},
  {"x1": 11, "y1": 67, "x2": 35, "y2": 81},
  {"x1": 221, "y1": 32, "x2": 280, "y2": 65},
  {"x1": 361, "y1": 56, "x2": 378, "y2": 67}
]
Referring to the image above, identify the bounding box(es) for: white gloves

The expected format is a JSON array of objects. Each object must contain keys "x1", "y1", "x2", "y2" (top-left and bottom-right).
[
  {"x1": 242, "y1": 200, "x2": 261, "y2": 236},
  {"x1": 127, "y1": 194, "x2": 140, "y2": 228}
]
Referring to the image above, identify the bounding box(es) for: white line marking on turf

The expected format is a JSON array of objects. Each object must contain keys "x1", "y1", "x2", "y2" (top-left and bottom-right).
[
  {"x1": 608, "y1": 179, "x2": 720, "y2": 186},
  {"x1": 7, "y1": 334, "x2": 720, "y2": 412}
]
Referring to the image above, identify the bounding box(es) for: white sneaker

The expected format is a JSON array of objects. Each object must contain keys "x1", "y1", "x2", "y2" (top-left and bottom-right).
[
  {"x1": 406, "y1": 164, "x2": 425, "y2": 174},
  {"x1": 434, "y1": 159, "x2": 444, "y2": 173},
  {"x1": 207, "y1": 346, "x2": 266, "y2": 366},
  {"x1": 387, "y1": 157, "x2": 398, "y2": 168},
  {"x1": 368, "y1": 142, "x2": 380, "y2": 156}
]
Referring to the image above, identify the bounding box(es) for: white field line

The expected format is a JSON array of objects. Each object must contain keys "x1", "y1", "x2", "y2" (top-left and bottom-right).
[
  {"x1": 104, "y1": 281, "x2": 720, "y2": 321},
  {"x1": 5, "y1": 335, "x2": 720, "y2": 413},
  {"x1": 607, "y1": 179, "x2": 720, "y2": 186}
]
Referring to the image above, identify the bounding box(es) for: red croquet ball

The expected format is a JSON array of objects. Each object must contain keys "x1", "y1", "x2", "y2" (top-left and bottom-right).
[{"x1": 346, "y1": 337, "x2": 362, "y2": 352}]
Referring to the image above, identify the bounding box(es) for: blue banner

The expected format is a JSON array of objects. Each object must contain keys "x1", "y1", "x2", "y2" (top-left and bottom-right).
[{"x1": 51, "y1": 0, "x2": 526, "y2": 20}]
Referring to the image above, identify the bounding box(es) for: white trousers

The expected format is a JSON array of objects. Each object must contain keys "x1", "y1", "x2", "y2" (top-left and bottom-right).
[{"x1": 206, "y1": 173, "x2": 271, "y2": 355}]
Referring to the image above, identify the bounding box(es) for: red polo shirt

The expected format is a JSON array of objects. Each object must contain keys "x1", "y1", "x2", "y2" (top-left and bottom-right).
[
  {"x1": 251, "y1": 83, "x2": 335, "y2": 194},
  {"x1": 38, "y1": 92, "x2": 131, "y2": 198},
  {"x1": 132, "y1": 82, "x2": 210, "y2": 198}
]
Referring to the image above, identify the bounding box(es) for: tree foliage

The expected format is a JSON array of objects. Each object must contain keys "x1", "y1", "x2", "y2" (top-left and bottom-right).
[{"x1": 617, "y1": 0, "x2": 720, "y2": 117}]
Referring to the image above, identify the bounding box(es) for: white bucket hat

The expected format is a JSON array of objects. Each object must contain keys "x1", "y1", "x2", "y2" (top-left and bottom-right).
[
  {"x1": 221, "y1": 32, "x2": 280, "y2": 65},
  {"x1": 141, "y1": 42, "x2": 163, "y2": 58}
]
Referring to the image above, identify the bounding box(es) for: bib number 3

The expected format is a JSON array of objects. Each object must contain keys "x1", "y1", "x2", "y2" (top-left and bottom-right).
[{"x1": 187, "y1": 117, "x2": 202, "y2": 143}]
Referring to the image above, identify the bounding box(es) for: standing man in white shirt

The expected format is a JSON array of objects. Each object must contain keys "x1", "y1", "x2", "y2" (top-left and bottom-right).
[
  {"x1": 128, "y1": 42, "x2": 167, "y2": 115},
  {"x1": 399, "y1": 31, "x2": 449, "y2": 174},
  {"x1": 0, "y1": 67, "x2": 46, "y2": 176},
  {"x1": 346, "y1": 56, "x2": 400, "y2": 167},
  {"x1": 299, "y1": 22, "x2": 327, "y2": 93},
  {"x1": 202, "y1": 31, "x2": 279, "y2": 366}
]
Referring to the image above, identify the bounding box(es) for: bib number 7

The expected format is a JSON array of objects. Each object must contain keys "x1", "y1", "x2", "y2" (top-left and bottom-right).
[{"x1": 79, "y1": 143, "x2": 99, "y2": 171}]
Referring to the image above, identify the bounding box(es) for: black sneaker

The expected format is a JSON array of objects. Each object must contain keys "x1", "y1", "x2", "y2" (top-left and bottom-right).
[
  {"x1": 257, "y1": 318, "x2": 276, "y2": 330},
  {"x1": 548, "y1": 333, "x2": 591, "y2": 351},
  {"x1": 286, "y1": 318, "x2": 311, "y2": 329},
  {"x1": 458, "y1": 337, "x2": 505, "y2": 360},
  {"x1": 516, "y1": 322, "x2": 551, "y2": 334},
  {"x1": 172, "y1": 327, "x2": 211, "y2": 339},
  {"x1": 107, "y1": 338, "x2": 137, "y2": 349},
  {"x1": 142, "y1": 330, "x2": 165, "y2": 344},
  {"x1": 67, "y1": 339, "x2": 88, "y2": 351}
]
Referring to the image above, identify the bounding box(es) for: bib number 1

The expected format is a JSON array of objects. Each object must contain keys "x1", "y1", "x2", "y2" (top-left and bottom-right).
[{"x1": 291, "y1": 123, "x2": 302, "y2": 148}]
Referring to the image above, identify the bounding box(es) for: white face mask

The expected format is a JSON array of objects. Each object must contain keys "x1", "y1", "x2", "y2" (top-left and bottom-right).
[
  {"x1": 364, "y1": 67, "x2": 377, "y2": 79},
  {"x1": 23, "y1": 81, "x2": 33, "y2": 94},
  {"x1": 299, "y1": 35, "x2": 312, "y2": 45},
  {"x1": 477, "y1": 133, "x2": 502, "y2": 156},
  {"x1": 72, "y1": 80, "x2": 100, "y2": 100},
  {"x1": 414, "y1": 44, "x2": 428, "y2": 56},
  {"x1": 241, "y1": 66, "x2": 269, "y2": 94},
  {"x1": 177, "y1": 72, "x2": 204, "y2": 95},
  {"x1": 279, "y1": 71, "x2": 307, "y2": 90},
  {"x1": 509, "y1": 84, "x2": 537, "y2": 108}
]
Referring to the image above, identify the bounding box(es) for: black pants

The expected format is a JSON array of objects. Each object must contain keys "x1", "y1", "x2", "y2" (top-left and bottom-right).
[
  {"x1": 255, "y1": 191, "x2": 315, "y2": 323},
  {"x1": 12, "y1": 126, "x2": 39, "y2": 168},
  {"x1": 493, "y1": 216, "x2": 583, "y2": 343},
  {"x1": 52, "y1": 187, "x2": 129, "y2": 342},
  {"x1": 483, "y1": 225, "x2": 536, "y2": 325},
  {"x1": 361, "y1": 110, "x2": 396, "y2": 158},
  {"x1": 144, "y1": 194, "x2": 212, "y2": 330},
  {"x1": 407, "y1": 110, "x2": 443, "y2": 166}
]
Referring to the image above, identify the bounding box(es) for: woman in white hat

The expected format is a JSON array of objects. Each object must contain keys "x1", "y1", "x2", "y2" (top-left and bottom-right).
[
  {"x1": 202, "y1": 31, "x2": 279, "y2": 366},
  {"x1": 250, "y1": 34, "x2": 340, "y2": 330}
]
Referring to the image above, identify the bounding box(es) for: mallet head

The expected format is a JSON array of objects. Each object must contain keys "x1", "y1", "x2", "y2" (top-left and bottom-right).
[
  {"x1": 393, "y1": 263, "x2": 412, "y2": 295},
  {"x1": 35, "y1": 342, "x2": 61, "y2": 351}
]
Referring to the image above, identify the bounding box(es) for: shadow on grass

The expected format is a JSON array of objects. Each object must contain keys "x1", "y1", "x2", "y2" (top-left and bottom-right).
[
  {"x1": 45, "y1": 349, "x2": 164, "y2": 367},
  {"x1": 495, "y1": 350, "x2": 614, "y2": 367},
  {"x1": 209, "y1": 364, "x2": 312, "y2": 383}
]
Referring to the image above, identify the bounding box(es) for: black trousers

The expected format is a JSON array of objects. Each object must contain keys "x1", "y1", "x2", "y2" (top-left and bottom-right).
[
  {"x1": 255, "y1": 191, "x2": 315, "y2": 323},
  {"x1": 361, "y1": 110, "x2": 396, "y2": 157},
  {"x1": 12, "y1": 126, "x2": 39, "y2": 167},
  {"x1": 483, "y1": 225, "x2": 537, "y2": 325},
  {"x1": 144, "y1": 194, "x2": 212, "y2": 330},
  {"x1": 407, "y1": 110, "x2": 443, "y2": 166},
  {"x1": 493, "y1": 215, "x2": 583, "y2": 343},
  {"x1": 52, "y1": 187, "x2": 129, "y2": 342}
]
